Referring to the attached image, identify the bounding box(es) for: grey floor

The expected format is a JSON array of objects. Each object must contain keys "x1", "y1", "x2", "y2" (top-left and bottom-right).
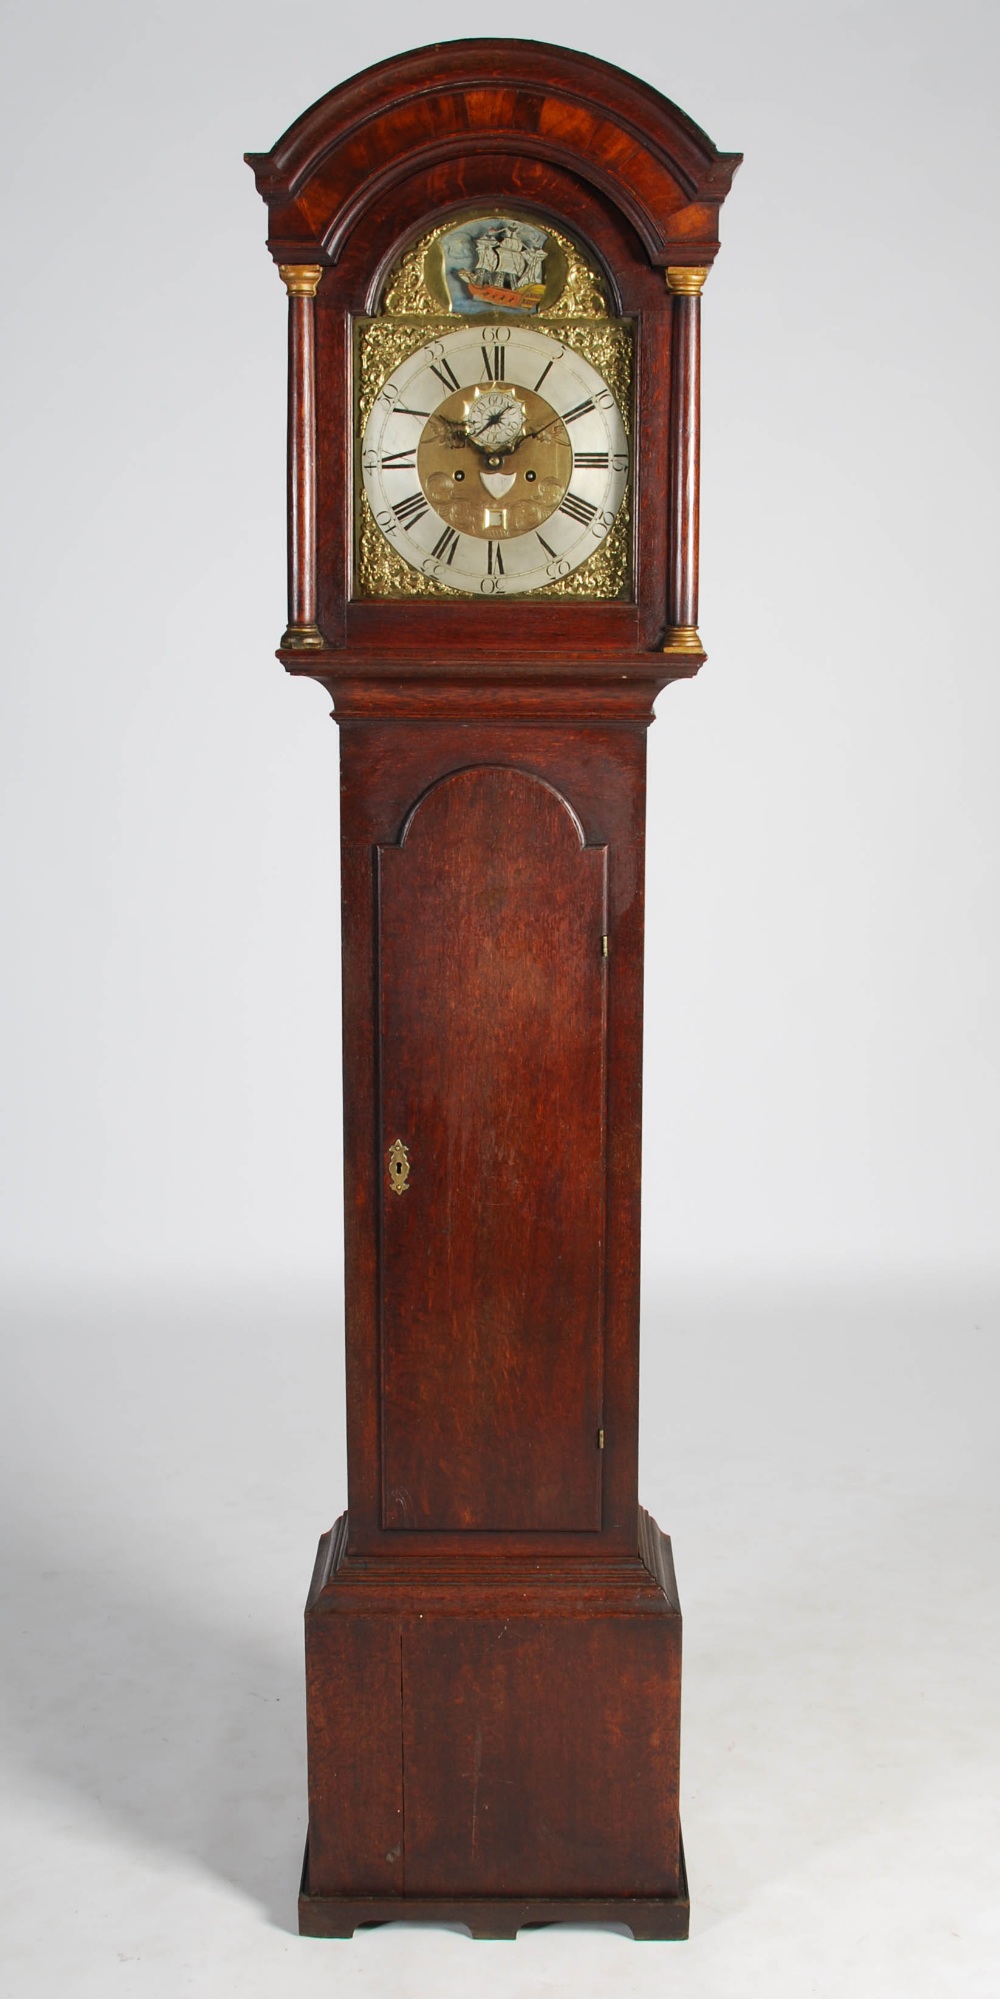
[{"x1": 1, "y1": 1273, "x2": 996, "y2": 1997}]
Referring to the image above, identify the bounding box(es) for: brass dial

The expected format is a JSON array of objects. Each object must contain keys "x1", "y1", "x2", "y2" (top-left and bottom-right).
[{"x1": 360, "y1": 324, "x2": 628, "y2": 595}]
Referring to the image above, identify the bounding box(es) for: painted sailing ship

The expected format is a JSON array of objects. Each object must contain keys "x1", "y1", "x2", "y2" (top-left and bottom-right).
[{"x1": 457, "y1": 222, "x2": 547, "y2": 312}]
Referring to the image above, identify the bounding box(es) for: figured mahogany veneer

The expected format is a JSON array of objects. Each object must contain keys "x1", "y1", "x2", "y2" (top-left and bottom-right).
[
  {"x1": 247, "y1": 40, "x2": 739, "y2": 1940},
  {"x1": 248, "y1": 38, "x2": 741, "y2": 664},
  {"x1": 246, "y1": 41, "x2": 739, "y2": 266}
]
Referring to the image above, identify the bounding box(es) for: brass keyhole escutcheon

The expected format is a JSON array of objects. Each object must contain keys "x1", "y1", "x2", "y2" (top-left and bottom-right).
[{"x1": 386, "y1": 1138, "x2": 411, "y2": 1195}]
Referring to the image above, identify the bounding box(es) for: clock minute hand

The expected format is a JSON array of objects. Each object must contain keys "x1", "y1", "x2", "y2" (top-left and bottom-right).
[{"x1": 505, "y1": 416, "x2": 564, "y2": 454}]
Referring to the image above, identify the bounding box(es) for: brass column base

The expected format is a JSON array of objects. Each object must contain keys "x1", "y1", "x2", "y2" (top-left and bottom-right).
[
  {"x1": 280, "y1": 623, "x2": 325, "y2": 650},
  {"x1": 662, "y1": 624, "x2": 704, "y2": 655}
]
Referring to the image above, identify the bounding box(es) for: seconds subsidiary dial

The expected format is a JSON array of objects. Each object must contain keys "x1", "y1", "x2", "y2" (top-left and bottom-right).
[{"x1": 360, "y1": 325, "x2": 628, "y2": 595}]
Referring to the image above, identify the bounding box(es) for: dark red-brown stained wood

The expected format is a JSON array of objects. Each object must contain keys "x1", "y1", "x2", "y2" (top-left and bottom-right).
[
  {"x1": 286, "y1": 287, "x2": 316, "y2": 637},
  {"x1": 248, "y1": 40, "x2": 740, "y2": 664},
  {"x1": 246, "y1": 42, "x2": 741, "y2": 270},
  {"x1": 377, "y1": 766, "x2": 608, "y2": 1532},
  {"x1": 337, "y1": 717, "x2": 648, "y2": 1559},
  {"x1": 401, "y1": 1612, "x2": 682, "y2": 1897},
  {"x1": 303, "y1": 1512, "x2": 685, "y2": 1912},
  {"x1": 667, "y1": 284, "x2": 701, "y2": 637},
  {"x1": 276, "y1": 267, "x2": 325, "y2": 647},
  {"x1": 247, "y1": 45, "x2": 740, "y2": 1937},
  {"x1": 304, "y1": 1589, "x2": 403, "y2": 1895}
]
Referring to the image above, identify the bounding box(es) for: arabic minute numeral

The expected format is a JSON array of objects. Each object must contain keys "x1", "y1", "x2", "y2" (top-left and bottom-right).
[
  {"x1": 392, "y1": 491, "x2": 429, "y2": 530},
  {"x1": 431, "y1": 525, "x2": 461, "y2": 565},
  {"x1": 574, "y1": 451, "x2": 610, "y2": 470},
  {"x1": 559, "y1": 491, "x2": 598, "y2": 527},
  {"x1": 481, "y1": 344, "x2": 505, "y2": 382},
  {"x1": 561, "y1": 397, "x2": 596, "y2": 425},
  {"x1": 536, "y1": 532, "x2": 570, "y2": 578}
]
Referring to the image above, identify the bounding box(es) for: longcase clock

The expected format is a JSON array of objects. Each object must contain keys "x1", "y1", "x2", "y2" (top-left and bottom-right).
[{"x1": 247, "y1": 40, "x2": 740, "y2": 1941}]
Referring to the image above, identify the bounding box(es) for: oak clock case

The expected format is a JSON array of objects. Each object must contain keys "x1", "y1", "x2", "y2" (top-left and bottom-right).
[{"x1": 246, "y1": 39, "x2": 740, "y2": 1944}]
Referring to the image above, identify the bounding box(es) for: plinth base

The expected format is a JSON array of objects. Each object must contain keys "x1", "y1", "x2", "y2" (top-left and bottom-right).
[
  {"x1": 299, "y1": 1835, "x2": 690, "y2": 1940},
  {"x1": 299, "y1": 1508, "x2": 686, "y2": 1938}
]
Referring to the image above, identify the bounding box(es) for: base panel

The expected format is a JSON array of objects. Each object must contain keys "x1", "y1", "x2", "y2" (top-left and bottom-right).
[
  {"x1": 299, "y1": 1836, "x2": 690, "y2": 1940},
  {"x1": 302, "y1": 1508, "x2": 685, "y2": 1925}
]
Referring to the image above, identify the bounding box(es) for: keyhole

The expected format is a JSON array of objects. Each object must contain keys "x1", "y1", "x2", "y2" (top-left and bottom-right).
[{"x1": 386, "y1": 1138, "x2": 411, "y2": 1195}]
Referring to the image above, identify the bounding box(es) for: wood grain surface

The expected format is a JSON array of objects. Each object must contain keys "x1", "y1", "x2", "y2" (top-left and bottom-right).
[
  {"x1": 247, "y1": 38, "x2": 740, "y2": 1932},
  {"x1": 378, "y1": 767, "x2": 607, "y2": 1532}
]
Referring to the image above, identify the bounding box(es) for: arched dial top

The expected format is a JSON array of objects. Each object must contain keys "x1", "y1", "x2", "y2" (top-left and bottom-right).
[{"x1": 360, "y1": 325, "x2": 629, "y2": 596}]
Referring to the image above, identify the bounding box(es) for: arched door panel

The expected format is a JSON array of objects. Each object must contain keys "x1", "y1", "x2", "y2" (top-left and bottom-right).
[{"x1": 377, "y1": 766, "x2": 608, "y2": 1532}]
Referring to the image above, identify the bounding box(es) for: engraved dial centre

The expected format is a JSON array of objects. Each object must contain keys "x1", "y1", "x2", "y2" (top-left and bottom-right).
[{"x1": 418, "y1": 386, "x2": 572, "y2": 540}]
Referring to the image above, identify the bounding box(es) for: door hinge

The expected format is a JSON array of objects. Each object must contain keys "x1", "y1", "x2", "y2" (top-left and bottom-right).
[
  {"x1": 601, "y1": 934, "x2": 609, "y2": 958},
  {"x1": 598, "y1": 1427, "x2": 605, "y2": 1449}
]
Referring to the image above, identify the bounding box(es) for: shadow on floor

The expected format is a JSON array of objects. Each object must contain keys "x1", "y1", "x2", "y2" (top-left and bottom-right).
[{"x1": 0, "y1": 1512, "x2": 307, "y2": 1929}]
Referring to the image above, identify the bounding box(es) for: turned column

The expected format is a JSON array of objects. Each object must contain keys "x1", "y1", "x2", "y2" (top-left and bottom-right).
[
  {"x1": 663, "y1": 266, "x2": 709, "y2": 655},
  {"x1": 278, "y1": 263, "x2": 324, "y2": 650}
]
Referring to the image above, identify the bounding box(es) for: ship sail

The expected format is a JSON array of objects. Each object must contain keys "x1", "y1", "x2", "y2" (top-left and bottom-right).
[{"x1": 454, "y1": 221, "x2": 549, "y2": 314}]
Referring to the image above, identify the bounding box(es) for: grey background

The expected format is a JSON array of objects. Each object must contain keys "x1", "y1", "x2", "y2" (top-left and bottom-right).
[{"x1": 1, "y1": 1, "x2": 997, "y2": 1993}]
